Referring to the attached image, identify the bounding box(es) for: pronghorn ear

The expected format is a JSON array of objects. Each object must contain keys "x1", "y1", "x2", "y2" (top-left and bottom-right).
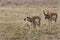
[{"x1": 43, "y1": 10, "x2": 46, "y2": 15}]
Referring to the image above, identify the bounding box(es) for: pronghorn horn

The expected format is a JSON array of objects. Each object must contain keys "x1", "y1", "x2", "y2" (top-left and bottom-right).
[
  {"x1": 47, "y1": 10, "x2": 49, "y2": 14},
  {"x1": 43, "y1": 10, "x2": 46, "y2": 15}
]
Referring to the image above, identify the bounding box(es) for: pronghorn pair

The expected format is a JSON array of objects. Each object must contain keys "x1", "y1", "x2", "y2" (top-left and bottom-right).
[{"x1": 24, "y1": 10, "x2": 58, "y2": 28}]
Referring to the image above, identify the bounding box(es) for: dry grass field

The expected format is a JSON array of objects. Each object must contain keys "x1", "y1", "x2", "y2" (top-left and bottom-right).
[{"x1": 0, "y1": 5, "x2": 60, "y2": 40}]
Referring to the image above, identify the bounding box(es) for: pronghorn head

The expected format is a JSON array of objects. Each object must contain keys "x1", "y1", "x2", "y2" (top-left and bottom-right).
[
  {"x1": 43, "y1": 10, "x2": 49, "y2": 19},
  {"x1": 24, "y1": 16, "x2": 32, "y2": 22}
]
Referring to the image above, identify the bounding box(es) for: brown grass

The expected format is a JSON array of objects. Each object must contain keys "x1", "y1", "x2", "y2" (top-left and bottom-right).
[{"x1": 0, "y1": 5, "x2": 60, "y2": 40}]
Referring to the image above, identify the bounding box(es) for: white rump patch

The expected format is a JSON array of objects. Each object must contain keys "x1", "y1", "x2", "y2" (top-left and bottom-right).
[
  {"x1": 35, "y1": 19, "x2": 39, "y2": 24},
  {"x1": 52, "y1": 15, "x2": 56, "y2": 19}
]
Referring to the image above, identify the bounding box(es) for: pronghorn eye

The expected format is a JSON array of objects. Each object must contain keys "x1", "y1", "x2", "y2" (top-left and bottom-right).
[{"x1": 27, "y1": 17, "x2": 29, "y2": 18}]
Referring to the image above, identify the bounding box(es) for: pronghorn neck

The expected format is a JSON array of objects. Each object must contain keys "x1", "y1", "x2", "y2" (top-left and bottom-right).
[
  {"x1": 27, "y1": 17, "x2": 32, "y2": 22},
  {"x1": 44, "y1": 13, "x2": 50, "y2": 19}
]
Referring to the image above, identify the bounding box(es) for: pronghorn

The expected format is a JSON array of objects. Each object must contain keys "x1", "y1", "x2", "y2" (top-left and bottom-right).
[
  {"x1": 24, "y1": 16, "x2": 41, "y2": 28},
  {"x1": 43, "y1": 10, "x2": 58, "y2": 26}
]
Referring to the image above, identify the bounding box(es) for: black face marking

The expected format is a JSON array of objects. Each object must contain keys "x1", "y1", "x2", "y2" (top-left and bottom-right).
[
  {"x1": 24, "y1": 17, "x2": 32, "y2": 22},
  {"x1": 45, "y1": 17, "x2": 47, "y2": 19},
  {"x1": 44, "y1": 13, "x2": 49, "y2": 19},
  {"x1": 27, "y1": 17, "x2": 29, "y2": 18}
]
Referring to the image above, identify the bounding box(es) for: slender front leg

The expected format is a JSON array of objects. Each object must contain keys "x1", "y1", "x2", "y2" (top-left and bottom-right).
[
  {"x1": 34, "y1": 24, "x2": 36, "y2": 28},
  {"x1": 48, "y1": 20, "x2": 51, "y2": 32}
]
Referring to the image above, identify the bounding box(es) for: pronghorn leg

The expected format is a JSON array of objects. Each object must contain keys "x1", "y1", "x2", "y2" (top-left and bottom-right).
[
  {"x1": 48, "y1": 20, "x2": 51, "y2": 32},
  {"x1": 37, "y1": 21, "x2": 40, "y2": 27},
  {"x1": 46, "y1": 19, "x2": 48, "y2": 26},
  {"x1": 55, "y1": 19, "x2": 57, "y2": 26},
  {"x1": 48, "y1": 20, "x2": 50, "y2": 27},
  {"x1": 52, "y1": 20, "x2": 56, "y2": 27},
  {"x1": 54, "y1": 22, "x2": 56, "y2": 27},
  {"x1": 37, "y1": 24, "x2": 40, "y2": 31},
  {"x1": 49, "y1": 20, "x2": 53, "y2": 32},
  {"x1": 53, "y1": 19, "x2": 57, "y2": 27},
  {"x1": 34, "y1": 24, "x2": 36, "y2": 28},
  {"x1": 37, "y1": 21, "x2": 41, "y2": 30},
  {"x1": 50, "y1": 20, "x2": 52, "y2": 27}
]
